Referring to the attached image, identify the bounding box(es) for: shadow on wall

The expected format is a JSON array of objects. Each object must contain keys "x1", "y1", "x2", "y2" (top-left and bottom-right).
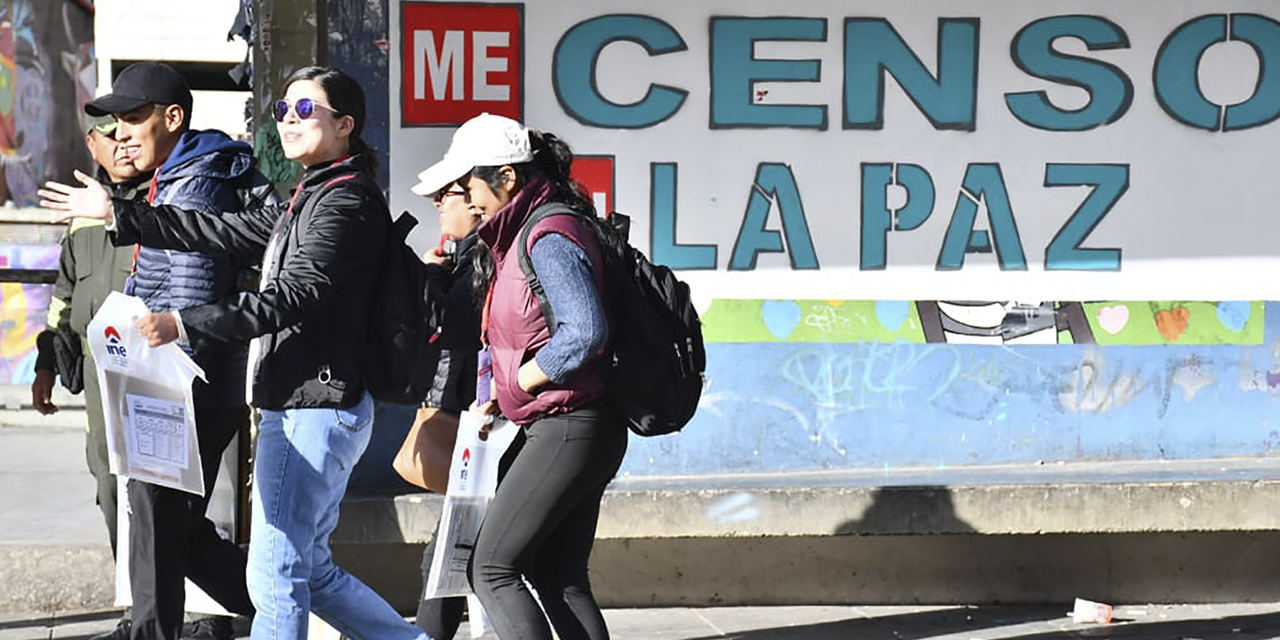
[{"x1": 834, "y1": 487, "x2": 975, "y2": 536}]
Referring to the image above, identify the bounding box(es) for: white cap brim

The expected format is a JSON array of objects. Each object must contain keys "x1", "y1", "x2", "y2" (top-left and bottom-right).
[{"x1": 410, "y1": 155, "x2": 473, "y2": 197}]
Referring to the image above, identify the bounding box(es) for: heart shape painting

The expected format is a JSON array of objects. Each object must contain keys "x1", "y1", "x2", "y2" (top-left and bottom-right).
[
  {"x1": 761, "y1": 300, "x2": 802, "y2": 340},
  {"x1": 875, "y1": 301, "x2": 910, "y2": 332},
  {"x1": 1096, "y1": 305, "x2": 1130, "y2": 335},
  {"x1": 1155, "y1": 307, "x2": 1190, "y2": 341},
  {"x1": 1216, "y1": 301, "x2": 1250, "y2": 333}
]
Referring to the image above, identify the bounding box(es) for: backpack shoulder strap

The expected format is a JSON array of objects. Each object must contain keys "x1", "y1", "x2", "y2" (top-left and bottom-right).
[
  {"x1": 515, "y1": 202, "x2": 580, "y2": 335},
  {"x1": 290, "y1": 172, "x2": 372, "y2": 239}
]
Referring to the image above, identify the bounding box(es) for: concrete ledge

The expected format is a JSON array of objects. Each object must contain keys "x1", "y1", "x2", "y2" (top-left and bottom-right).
[
  {"x1": 333, "y1": 457, "x2": 1280, "y2": 544},
  {"x1": 329, "y1": 457, "x2": 1280, "y2": 609},
  {"x1": 0, "y1": 386, "x2": 87, "y2": 430}
]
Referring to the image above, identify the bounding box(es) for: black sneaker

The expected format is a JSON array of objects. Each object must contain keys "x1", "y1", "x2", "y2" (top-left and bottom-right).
[
  {"x1": 88, "y1": 618, "x2": 131, "y2": 640},
  {"x1": 181, "y1": 616, "x2": 233, "y2": 640}
]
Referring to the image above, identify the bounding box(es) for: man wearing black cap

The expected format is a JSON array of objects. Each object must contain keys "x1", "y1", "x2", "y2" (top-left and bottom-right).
[{"x1": 83, "y1": 61, "x2": 277, "y2": 640}]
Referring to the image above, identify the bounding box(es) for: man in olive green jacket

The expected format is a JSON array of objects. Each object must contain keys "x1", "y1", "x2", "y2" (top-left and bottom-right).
[{"x1": 31, "y1": 113, "x2": 149, "y2": 564}]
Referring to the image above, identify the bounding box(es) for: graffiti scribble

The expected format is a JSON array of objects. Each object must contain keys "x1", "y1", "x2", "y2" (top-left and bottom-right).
[
  {"x1": 1170, "y1": 359, "x2": 1215, "y2": 403},
  {"x1": 1058, "y1": 349, "x2": 1146, "y2": 413}
]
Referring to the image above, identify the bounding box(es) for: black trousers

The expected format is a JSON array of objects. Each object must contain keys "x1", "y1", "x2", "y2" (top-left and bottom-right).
[
  {"x1": 416, "y1": 534, "x2": 466, "y2": 640},
  {"x1": 129, "y1": 363, "x2": 254, "y2": 640},
  {"x1": 469, "y1": 401, "x2": 627, "y2": 640}
]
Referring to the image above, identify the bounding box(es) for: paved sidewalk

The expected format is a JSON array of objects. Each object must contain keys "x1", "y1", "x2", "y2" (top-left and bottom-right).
[
  {"x1": 2, "y1": 603, "x2": 1280, "y2": 640},
  {"x1": 5, "y1": 407, "x2": 1280, "y2": 639}
]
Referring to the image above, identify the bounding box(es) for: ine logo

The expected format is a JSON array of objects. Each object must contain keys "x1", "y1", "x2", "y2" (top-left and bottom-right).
[
  {"x1": 459, "y1": 447, "x2": 472, "y2": 481},
  {"x1": 104, "y1": 326, "x2": 127, "y2": 358}
]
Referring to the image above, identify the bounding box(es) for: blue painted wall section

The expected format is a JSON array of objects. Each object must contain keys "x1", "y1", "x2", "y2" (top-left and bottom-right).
[{"x1": 619, "y1": 302, "x2": 1280, "y2": 478}]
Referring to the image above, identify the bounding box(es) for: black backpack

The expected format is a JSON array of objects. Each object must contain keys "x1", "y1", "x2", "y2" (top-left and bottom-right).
[
  {"x1": 517, "y1": 203, "x2": 705, "y2": 436},
  {"x1": 294, "y1": 174, "x2": 444, "y2": 405},
  {"x1": 360, "y1": 209, "x2": 447, "y2": 404}
]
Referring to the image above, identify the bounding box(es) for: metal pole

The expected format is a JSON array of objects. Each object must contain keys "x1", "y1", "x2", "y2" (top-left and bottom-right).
[{"x1": 0, "y1": 269, "x2": 58, "y2": 284}]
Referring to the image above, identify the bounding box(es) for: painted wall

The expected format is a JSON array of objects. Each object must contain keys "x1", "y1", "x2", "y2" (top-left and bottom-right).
[
  {"x1": 622, "y1": 300, "x2": 1280, "y2": 478},
  {"x1": 386, "y1": 0, "x2": 1280, "y2": 478},
  {"x1": 1, "y1": 0, "x2": 251, "y2": 384},
  {"x1": 0, "y1": 223, "x2": 60, "y2": 384},
  {"x1": 0, "y1": 0, "x2": 92, "y2": 384},
  {"x1": 0, "y1": 0, "x2": 94, "y2": 207}
]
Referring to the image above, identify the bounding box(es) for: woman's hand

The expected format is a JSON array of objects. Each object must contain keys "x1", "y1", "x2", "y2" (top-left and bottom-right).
[
  {"x1": 422, "y1": 245, "x2": 453, "y2": 267},
  {"x1": 470, "y1": 399, "x2": 497, "y2": 415},
  {"x1": 135, "y1": 312, "x2": 179, "y2": 347},
  {"x1": 517, "y1": 359, "x2": 549, "y2": 394},
  {"x1": 38, "y1": 170, "x2": 114, "y2": 224}
]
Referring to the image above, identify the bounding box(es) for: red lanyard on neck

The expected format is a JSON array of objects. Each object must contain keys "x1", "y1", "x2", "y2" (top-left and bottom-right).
[
  {"x1": 286, "y1": 181, "x2": 304, "y2": 216},
  {"x1": 144, "y1": 170, "x2": 160, "y2": 205},
  {"x1": 132, "y1": 169, "x2": 163, "y2": 278}
]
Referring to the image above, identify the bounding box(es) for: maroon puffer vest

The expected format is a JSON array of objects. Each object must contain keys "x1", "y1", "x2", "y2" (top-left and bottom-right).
[{"x1": 484, "y1": 208, "x2": 608, "y2": 425}]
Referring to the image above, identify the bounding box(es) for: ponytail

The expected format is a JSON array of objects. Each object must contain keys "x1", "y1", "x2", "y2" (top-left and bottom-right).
[
  {"x1": 530, "y1": 131, "x2": 591, "y2": 215},
  {"x1": 349, "y1": 138, "x2": 380, "y2": 179},
  {"x1": 469, "y1": 127, "x2": 607, "y2": 301},
  {"x1": 529, "y1": 131, "x2": 571, "y2": 183}
]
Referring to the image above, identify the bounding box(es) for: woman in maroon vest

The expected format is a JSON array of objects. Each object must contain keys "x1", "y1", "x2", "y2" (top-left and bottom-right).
[{"x1": 414, "y1": 113, "x2": 627, "y2": 640}]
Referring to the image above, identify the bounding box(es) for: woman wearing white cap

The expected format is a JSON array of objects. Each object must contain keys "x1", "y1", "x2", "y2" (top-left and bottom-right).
[{"x1": 413, "y1": 113, "x2": 627, "y2": 640}]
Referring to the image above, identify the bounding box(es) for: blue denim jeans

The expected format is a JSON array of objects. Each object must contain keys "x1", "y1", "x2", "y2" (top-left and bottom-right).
[{"x1": 248, "y1": 393, "x2": 428, "y2": 640}]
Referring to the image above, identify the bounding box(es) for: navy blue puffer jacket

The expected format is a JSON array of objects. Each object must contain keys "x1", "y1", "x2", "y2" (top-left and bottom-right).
[{"x1": 130, "y1": 130, "x2": 276, "y2": 315}]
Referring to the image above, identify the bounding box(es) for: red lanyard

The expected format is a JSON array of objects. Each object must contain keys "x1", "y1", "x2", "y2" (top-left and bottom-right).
[
  {"x1": 285, "y1": 181, "x2": 304, "y2": 217},
  {"x1": 131, "y1": 170, "x2": 163, "y2": 278},
  {"x1": 144, "y1": 170, "x2": 159, "y2": 205}
]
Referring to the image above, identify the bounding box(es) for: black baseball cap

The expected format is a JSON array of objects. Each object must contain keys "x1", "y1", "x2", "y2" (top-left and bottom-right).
[{"x1": 85, "y1": 62, "x2": 193, "y2": 117}]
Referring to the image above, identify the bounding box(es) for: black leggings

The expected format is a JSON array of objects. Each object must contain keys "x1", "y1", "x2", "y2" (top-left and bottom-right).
[{"x1": 469, "y1": 401, "x2": 628, "y2": 640}]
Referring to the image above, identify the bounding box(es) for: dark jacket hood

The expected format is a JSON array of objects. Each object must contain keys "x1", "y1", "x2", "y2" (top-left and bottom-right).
[{"x1": 161, "y1": 129, "x2": 257, "y2": 182}]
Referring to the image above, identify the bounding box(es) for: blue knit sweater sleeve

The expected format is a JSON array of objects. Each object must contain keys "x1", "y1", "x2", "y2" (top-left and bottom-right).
[{"x1": 530, "y1": 233, "x2": 608, "y2": 384}]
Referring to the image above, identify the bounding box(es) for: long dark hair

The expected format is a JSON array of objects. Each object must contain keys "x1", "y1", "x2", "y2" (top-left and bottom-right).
[
  {"x1": 283, "y1": 66, "x2": 379, "y2": 176},
  {"x1": 470, "y1": 130, "x2": 624, "y2": 302}
]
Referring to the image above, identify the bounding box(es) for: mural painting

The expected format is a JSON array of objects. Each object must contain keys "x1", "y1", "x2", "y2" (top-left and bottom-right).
[
  {"x1": 0, "y1": 0, "x2": 94, "y2": 384},
  {"x1": 389, "y1": 1, "x2": 1280, "y2": 477},
  {"x1": 0, "y1": 230, "x2": 59, "y2": 384},
  {"x1": 0, "y1": 0, "x2": 93, "y2": 207}
]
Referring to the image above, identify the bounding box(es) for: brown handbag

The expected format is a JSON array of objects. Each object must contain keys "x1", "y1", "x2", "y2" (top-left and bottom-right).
[{"x1": 392, "y1": 406, "x2": 460, "y2": 493}]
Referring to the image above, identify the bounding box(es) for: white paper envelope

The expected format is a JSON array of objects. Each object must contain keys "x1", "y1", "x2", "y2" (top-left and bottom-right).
[{"x1": 87, "y1": 292, "x2": 208, "y2": 496}]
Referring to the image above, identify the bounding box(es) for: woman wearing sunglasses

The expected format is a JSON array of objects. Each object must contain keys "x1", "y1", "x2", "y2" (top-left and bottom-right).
[{"x1": 40, "y1": 66, "x2": 435, "y2": 640}]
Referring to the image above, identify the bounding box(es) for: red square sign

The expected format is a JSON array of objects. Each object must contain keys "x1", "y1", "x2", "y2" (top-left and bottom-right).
[
  {"x1": 571, "y1": 156, "x2": 615, "y2": 216},
  {"x1": 401, "y1": 2, "x2": 523, "y2": 126}
]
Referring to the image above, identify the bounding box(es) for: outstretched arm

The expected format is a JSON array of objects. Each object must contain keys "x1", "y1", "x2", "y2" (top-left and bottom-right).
[{"x1": 40, "y1": 170, "x2": 279, "y2": 259}]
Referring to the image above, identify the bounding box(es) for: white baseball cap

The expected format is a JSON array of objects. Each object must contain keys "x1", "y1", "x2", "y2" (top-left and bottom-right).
[{"x1": 411, "y1": 113, "x2": 533, "y2": 196}]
